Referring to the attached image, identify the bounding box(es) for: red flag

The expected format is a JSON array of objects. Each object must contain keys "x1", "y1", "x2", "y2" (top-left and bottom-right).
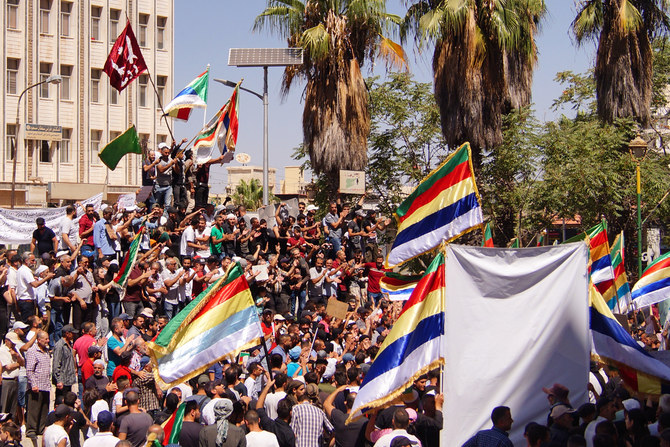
[{"x1": 103, "y1": 21, "x2": 147, "y2": 92}]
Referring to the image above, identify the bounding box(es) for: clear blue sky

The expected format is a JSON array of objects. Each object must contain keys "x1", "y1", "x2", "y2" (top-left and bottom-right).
[{"x1": 173, "y1": 2, "x2": 596, "y2": 194}]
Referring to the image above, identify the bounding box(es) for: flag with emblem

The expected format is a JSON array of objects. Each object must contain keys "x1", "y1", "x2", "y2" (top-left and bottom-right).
[{"x1": 103, "y1": 21, "x2": 147, "y2": 92}]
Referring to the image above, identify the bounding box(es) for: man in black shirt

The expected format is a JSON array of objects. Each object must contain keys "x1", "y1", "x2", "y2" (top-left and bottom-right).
[
  {"x1": 31, "y1": 218, "x2": 58, "y2": 256},
  {"x1": 178, "y1": 399, "x2": 203, "y2": 447}
]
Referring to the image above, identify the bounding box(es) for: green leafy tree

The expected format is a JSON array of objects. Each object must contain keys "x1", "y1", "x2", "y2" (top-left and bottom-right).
[
  {"x1": 254, "y1": 0, "x2": 407, "y2": 196},
  {"x1": 402, "y1": 0, "x2": 546, "y2": 163}
]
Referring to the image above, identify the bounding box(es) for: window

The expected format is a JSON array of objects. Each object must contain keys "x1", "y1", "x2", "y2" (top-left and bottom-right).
[
  {"x1": 39, "y1": 63, "x2": 52, "y2": 98},
  {"x1": 139, "y1": 133, "x2": 150, "y2": 149},
  {"x1": 60, "y1": 65, "x2": 72, "y2": 100},
  {"x1": 138, "y1": 75, "x2": 148, "y2": 107},
  {"x1": 40, "y1": 0, "x2": 51, "y2": 34},
  {"x1": 60, "y1": 128, "x2": 71, "y2": 163},
  {"x1": 6, "y1": 125, "x2": 16, "y2": 161},
  {"x1": 109, "y1": 9, "x2": 121, "y2": 41},
  {"x1": 157, "y1": 135, "x2": 167, "y2": 146},
  {"x1": 90, "y1": 69, "x2": 101, "y2": 103},
  {"x1": 90, "y1": 6, "x2": 101, "y2": 41},
  {"x1": 109, "y1": 85, "x2": 118, "y2": 105},
  {"x1": 39, "y1": 141, "x2": 51, "y2": 163},
  {"x1": 156, "y1": 76, "x2": 167, "y2": 107},
  {"x1": 7, "y1": 59, "x2": 19, "y2": 95},
  {"x1": 138, "y1": 14, "x2": 149, "y2": 47},
  {"x1": 157, "y1": 16, "x2": 167, "y2": 50},
  {"x1": 7, "y1": 0, "x2": 19, "y2": 30},
  {"x1": 90, "y1": 130, "x2": 102, "y2": 163},
  {"x1": 60, "y1": 1, "x2": 71, "y2": 37}
]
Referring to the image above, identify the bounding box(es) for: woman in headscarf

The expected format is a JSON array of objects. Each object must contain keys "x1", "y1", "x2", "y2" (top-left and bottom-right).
[{"x1": 198, "y1": 399, "x2": 246, "y2": 447}]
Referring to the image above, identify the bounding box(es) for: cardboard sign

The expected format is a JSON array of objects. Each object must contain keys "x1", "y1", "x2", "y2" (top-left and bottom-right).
[
  {"x1": 326, "y1": 297, "x2": 349, "y2": 321},
  {"x1": 117, "y1": 193, "x2": 136, "y2": 210},
  {"x1": 340, "y1": 170, "x2": 366, "y2": 194},
  {"x1": 252, "y1": 264, "x2": 269, "y2": 282}
]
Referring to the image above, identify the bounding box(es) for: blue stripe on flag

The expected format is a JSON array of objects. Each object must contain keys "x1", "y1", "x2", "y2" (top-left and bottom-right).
[
  {"x1": 591, "y1": 255, "x2": 613, "y2": 274},
  {"x1": 392, "y1": 194, "x2": 480, "y2": 249},
  {"x1": 632, "y1": 278, "x2": 670, "y2": 300},
  {"x1": 360, "y1": 312, "x2": 444, "y2": 387},
  {"x1": 617, "y1": 283, "x2": 631, "y2": 299},
  {"x1": 175, "y1": 86, "x2": 198, "y2": 97},
  {"x1": 590, "y1": 307, "x2": 650, "y2": 357}
]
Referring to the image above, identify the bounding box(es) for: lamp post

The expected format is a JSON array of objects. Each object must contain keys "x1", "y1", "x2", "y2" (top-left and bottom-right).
[
  {"x1": 629, "y1": 135, "x2": 648, "y2": 279},
  {"x1": 11, "y1": 74, "x2": 62, "y2": 208},
  {"x1": 214, "y1": 77, "x2": 267, "y2": 204}
]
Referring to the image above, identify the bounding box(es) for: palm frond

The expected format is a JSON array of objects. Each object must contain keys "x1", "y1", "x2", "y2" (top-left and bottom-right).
[
  {"x1": 378, "y1": 34, "x2": 410, "y2": 71},
  {"x1": 301, "y1": 23, "x2": 331, "y2": 61},
  {"x1": 617, "y1": 0, "x2": 643, "y2": 34},
  {"x1": 572, "y1": 0, "x2": 603, "y2": 43}
]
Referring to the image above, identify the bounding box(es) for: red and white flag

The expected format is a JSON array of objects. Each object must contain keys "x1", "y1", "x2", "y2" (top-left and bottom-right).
[{"x1": 104, "y1": 21, "x2": 147, "y2": 92}]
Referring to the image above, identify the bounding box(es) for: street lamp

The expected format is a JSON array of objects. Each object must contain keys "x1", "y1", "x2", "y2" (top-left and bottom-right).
[
  {"x1": 11, "y1": 74, "x2": 62, "y2": 208},
  {"x1": 224, "y1": 48, "x2": 303, "y2": 206},
  {"x1": 629, "y1": 135, "x2": 648, "y2": 279}
]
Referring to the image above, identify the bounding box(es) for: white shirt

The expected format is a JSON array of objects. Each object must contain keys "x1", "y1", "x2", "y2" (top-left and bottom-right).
[
  {"x1": 43, "y1": 423, "x2": 70, "y2": 447},
  {"x1": 0, "y1": 344, "x2": 19, "y2": 379},
  {"x1": 162, "y1": 268, "x2": 182, "y2": 305},
  {"x1": 263, "y1": 391, "x2": 287, "y2": 420},
  {"x1": 16, "y1": 264, "x2": 35, "y2": 301},
  {"x1": 181, "y1": 226, "x2": 196, "y2": 257},
  {"x1": 585, "y1": 416, "x2": 607, "y2": 447},
  {"x1": 373, "y1": 429, "x2": 422, "y2": 447},
  {"x1": 87, "y1": 399, "x2": 110, "y2": 438},
  {"x1": 6, "y1": 267, "x2": 17, "y2": 291},
  {"x1": 59, "y1": 215, "x2": 79, "y2": 250},
  {"x1": 244, "y1": 376, "x2": 262, "y2": 401},
  {"x1": 178, "y1": 268, "x2": 194, "y2": 303},
  {"x1": 246, "y1": 430, "x2": 279, "y2": 447},
  {"x1": 83, "y1": 431, "x2": 120, "y2": 447},
  {"x1": 195, "y1": 227, "x2": 211, "y2": 258}
]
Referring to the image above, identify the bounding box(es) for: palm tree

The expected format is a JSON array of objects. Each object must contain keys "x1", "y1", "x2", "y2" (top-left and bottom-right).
[
  {"x1": 232, "y1": 179, "x2": 269, "y2": 211},
  {"x1": 402, "y1": 0, "x2": 545, "y2": 163},
  {"x1": 254, "y1": 0, "x2": 406, "y2": 193},
  {"x1": 573, "y1": 0, "x2": 670, "y2": 126}
]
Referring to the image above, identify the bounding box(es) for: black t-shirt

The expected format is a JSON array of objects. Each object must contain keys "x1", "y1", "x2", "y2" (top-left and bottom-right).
[
  {"x1": 178, "y1": 420, "x2": 203, "y2": 447},
  {"x1": 331, "y1": 408, "x2": 367, "y2": 447},
  {"x1": 142, "y1": 159, "x2": 156, "y2": 186},
  {"x1": 33, "y1": 227, "x2": 56, "y2": 254}
]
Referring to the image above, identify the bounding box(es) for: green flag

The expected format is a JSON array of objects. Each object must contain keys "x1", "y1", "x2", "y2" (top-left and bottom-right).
[{"x1": 98, "y1": 125, "x2": 142, "y2": 170}]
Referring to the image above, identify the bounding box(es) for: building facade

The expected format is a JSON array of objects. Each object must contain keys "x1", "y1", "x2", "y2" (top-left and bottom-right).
[{"x1": 1, "y1": 0, "x2": 173, "y2": 207}]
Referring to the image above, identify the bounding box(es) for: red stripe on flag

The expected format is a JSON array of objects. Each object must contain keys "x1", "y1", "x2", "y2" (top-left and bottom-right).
[
  {"x1": 175, "y1": 108, "x2": 191, "y2": 121},
  {"x1": 590, "y1": 231, "x2": 607, "y2": 249},
  {"x1": 192, "y1": 276, "x2": 249, "y2": 321},
  {"x1": 643, "y1": 257, "x2": 670, "y2": 278},
  {"x1": 398, "y1": 161, "x2": 471, "y2": 223},
  {"x1": 399, "y1": 267, "x2": 444, "y2": 316}
]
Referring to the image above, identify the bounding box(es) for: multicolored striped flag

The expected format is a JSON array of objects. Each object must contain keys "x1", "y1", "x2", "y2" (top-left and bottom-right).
[
  {"x1": 482, "y1": 222, "x2": 494, "y2": 247},
  {"x1": 590, "y1": 284, "x2": 670, "y2": 394},
  {"x1": 632, "y1": 251, "x2": 670, "y2": 309},
  {"x1": 610, "y1": 232, "x2": 632, "y2": 312},
  {"x1": 147, "y1": 262, "x2": 264, "y2": 388},
  {"x1": 163, "y1": 67, "x2": 210, "y2": 121},
  {"x1": 380, "y1": 272, "x2": 422, "y2": 301},
  {"x1": 113, "y1": 226, "x2": 144, "y2": 290},
  {"x1": 348, "y1": 251, "x2": 445, "y2": 422},
  {"x1": 566, "y1": 220, "x2": 617, "y2": 304},
  {"x1": 509, "y1": 238, "x2": 520, "y2": 248},
  {"x1": 386, "y1": 143, "x2": 483, "y2": 268},
  {"x1": 193, "y1": 81, "x2": 240, "y2": 164},
  {"x1": 161, "y1": 402, "x2": 186, "y2": 445}
]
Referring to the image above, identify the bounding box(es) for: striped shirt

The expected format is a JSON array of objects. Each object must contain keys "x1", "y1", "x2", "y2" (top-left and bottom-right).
[
  {"x1": 26, "y1": 344, "x2": 51, "y2": 392},
  {"x1": 290, "y1": 402, "x2": 333, "y2": 447}
]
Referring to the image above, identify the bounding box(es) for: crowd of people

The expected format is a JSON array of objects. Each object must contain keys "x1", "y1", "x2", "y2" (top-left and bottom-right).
[{"x1": 2, "y1": 139, "x2": 670, "y2": 447}]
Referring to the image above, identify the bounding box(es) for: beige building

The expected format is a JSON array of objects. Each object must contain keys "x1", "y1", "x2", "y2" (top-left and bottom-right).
[
  {"x1": 226, "y1": 165, "x2": 276, "y2": 196},
  {"x1": 280, "y1": 165, "x2": 305, "y2": 195},
  {"x1": 1, "y1": 0, "x2": 174, "y2": 207}
]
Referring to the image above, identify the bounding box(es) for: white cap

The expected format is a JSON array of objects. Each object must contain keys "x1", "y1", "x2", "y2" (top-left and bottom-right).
[
  {"x1": 306, "y1": 205, "x2": 318, "y2": 212},
  {"x1": 226, "y1": 214, "x2": 236, "y2": 220},
  {"x1": 158, "y1": 142, "x2": 169, "y2": 150}
]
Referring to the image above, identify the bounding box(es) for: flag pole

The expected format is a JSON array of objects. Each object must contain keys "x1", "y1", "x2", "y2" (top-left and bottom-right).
[
  {"x1": 203, "y1": 65, "x2": 210, "y2": 127},
  {"x1": 145, "y1": 69, "x2": 175, "y2": 142}
]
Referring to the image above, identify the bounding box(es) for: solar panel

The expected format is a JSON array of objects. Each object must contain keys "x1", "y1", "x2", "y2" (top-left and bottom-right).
[{"x1": 228, "y1": 48, "x2": 303, "y2": 67}]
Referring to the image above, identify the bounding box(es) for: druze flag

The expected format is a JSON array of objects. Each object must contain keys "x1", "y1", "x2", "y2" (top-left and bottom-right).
[
  {"x1": 98, "y1": 125, "x2": 142, "y2": 170},
  {"x1": 104, "y1": 21, "x2": 147, "y2": 92}
]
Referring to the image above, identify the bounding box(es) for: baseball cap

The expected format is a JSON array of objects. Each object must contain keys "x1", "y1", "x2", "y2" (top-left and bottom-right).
[
  {"x1": 226, "y1": 214, "x2": 236, "y2": 220},
  {"x1": 158, "y1": 142, "x2": 169, "y2": 150},
  {"x1": 5, "y1": 332, "x2": 21, "y2": 345},
  {"x1": 274, "y1": 314, "x2": 286, "y2": 321},
  {"x1": 54, "y1": 404, "x2": 72, "y2": 418},
  {"x1": 87, "y1": 345, "x2": 102, "y2": 356},
  {"x1": 542, "y1": 383, "x2": 569, "y2": 402},
  {"x1": 97, "y1": 410, "x2": 114, "y2": 428},
  {"x1": 118, "y1": 313, "x2": 132, "y2": 321},
  {"x1": 61, "y1": 324, "x2": 78, "y2": 334},
  {"x1": 140, "y1": 308, "x2": 154, "y2": 319},
  {"x1": 390, "y1": 436, "x2": 418, "y2": 447},
  {"x1": 12, "y1": 321, "x2": 28, "y2": 330},
  {"x1": 306, "y1": 205, "x2": 318, "y2": 212}
]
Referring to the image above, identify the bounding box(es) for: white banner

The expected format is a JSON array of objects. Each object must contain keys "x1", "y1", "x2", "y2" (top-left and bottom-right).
[
  {"x1": 0, "y1": 193, "x2": 103, "y2": 245},
  {"x1": 443, "y1": 243, "x2": 590, "y2": 446}
]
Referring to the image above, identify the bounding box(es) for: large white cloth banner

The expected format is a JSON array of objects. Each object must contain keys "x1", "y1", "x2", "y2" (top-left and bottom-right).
[
  {"x1": 443, "y1": 243, "x2": 590, "y2": 446},
  {"x1": 0, "y1": 193, "x2": 103, "y2": 245}
]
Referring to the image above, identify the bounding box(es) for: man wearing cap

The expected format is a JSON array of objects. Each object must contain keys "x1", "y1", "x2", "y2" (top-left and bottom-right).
[
  {"x1": 52, "y1": 324, "x2": 78, "y2": 400},
  {"x1": 25, "y1": 330, "x2": 51, "y2": 446},
  {"x1": 83, "y1": 410, "x2": 119, "y2": 447},
  {"x1": 0, "y1": 331, "x2": 24, "y2": 415},
  {"x1": 42, "y1": 404, "x2": 72, "y2": 447},
  {"x1": 81, "y1": 344, "x2": 102, "y2": 384},
  {"x1": 549, "y1": 404, "x2": 576, "y2": 447}
]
